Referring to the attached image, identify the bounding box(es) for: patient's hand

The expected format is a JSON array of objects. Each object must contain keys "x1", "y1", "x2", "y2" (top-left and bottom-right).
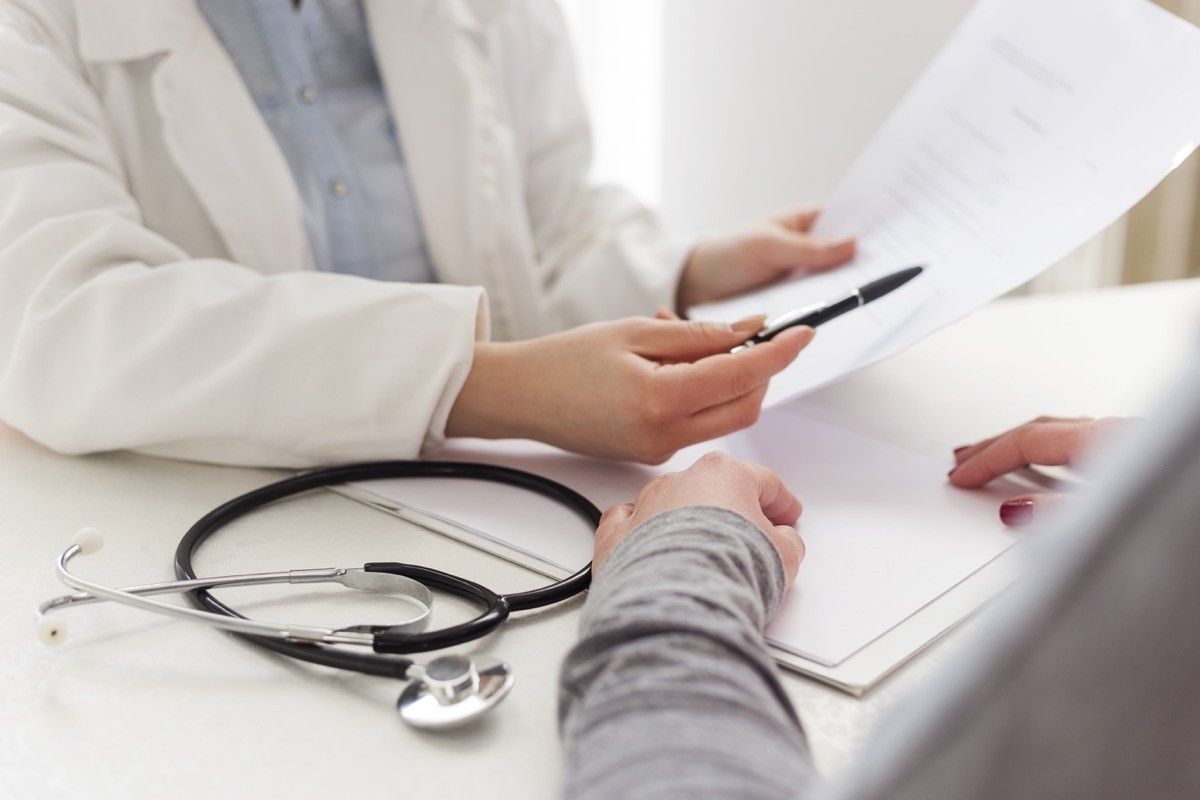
[
  {"x1": 593, "y1": 452, "x2": 805, "y2": 578},
  {"x1": 948, "y1": 416, "x2": 1127, "y2": 527}
]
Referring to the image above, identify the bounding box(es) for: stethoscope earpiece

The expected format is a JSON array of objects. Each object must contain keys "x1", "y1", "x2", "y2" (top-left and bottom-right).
[
  {"x1": 36, "y1": 615, "x2": 67, "y2": 646},
  {"x1": 73, "y1": 526, "x2": 105, "y2": 555}
]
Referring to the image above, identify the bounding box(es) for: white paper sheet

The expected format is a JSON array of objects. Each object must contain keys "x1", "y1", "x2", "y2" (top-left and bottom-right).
[
  {"x1": 693, "y1": 0, "x2": 1200, "y2": 407},
  {"x1": 354, "y1": 409, "x2": 1021, "y2": 668}
]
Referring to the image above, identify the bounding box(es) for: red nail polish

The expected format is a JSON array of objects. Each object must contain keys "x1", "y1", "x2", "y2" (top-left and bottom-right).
[{"x1": 999, "y1": 498, "x2": 1035, "y2": 527}]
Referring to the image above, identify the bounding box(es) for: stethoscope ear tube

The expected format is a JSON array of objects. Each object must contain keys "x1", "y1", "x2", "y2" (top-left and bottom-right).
[
  {"x1": 172, "y1": 460, "x2": 601, "y2": 676},
  {"x1": 364, "y1": 562, "x2": 509, "y2": 653}
]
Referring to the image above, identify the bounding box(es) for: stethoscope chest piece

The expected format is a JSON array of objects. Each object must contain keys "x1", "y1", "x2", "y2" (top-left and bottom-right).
[{"x1": 398, "y1": 654, "x2": 515, "y2": 729}]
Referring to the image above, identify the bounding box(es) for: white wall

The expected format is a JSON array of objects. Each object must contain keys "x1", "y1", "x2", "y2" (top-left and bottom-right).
[
  {"x1": 659, "y1": 0, "x2": 976, "y2": 238},
  {"x1": 558, "y1": 1, "x2": 665, "y2": 206}
]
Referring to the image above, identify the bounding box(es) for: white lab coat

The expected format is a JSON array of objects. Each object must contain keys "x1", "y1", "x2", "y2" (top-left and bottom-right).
[{"x1": 0, "y1": 0, "x2": 685, "y2": 467}]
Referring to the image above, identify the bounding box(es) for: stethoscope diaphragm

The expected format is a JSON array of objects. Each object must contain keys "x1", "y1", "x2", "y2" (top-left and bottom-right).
[{"x1": 397, "y1": 654, "x2": 515, "y2": 729}]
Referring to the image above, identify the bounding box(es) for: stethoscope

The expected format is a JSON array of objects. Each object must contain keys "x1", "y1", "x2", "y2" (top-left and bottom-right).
[{"x1": 36, "y1": 461, "x2": 600, "y2": 730}]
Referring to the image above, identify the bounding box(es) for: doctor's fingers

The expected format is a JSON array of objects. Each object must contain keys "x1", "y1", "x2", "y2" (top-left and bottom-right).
[
  {"x1": 660, "y1": 327, "x2": 813, "y2": 414},
  {"x1": 759, "y1": 227, "x2": 857, "y2": 272},
  {"x1": 653, "y1": 306, "x2": 679, "y2": 321},
  {"x1": 630, "y1": 316, "x2": 769, "y2": 362},
  {"x1": 774, "y1": 206, "x2": 822, "y2": 233},
  {"x1": 676, "y1": 384, "x2": 773, "y2": 453}
]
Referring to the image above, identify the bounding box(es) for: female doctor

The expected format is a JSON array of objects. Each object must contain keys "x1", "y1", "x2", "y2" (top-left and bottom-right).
[{"x1": 0, "y1": 0, "x2": 855, "y2": 468}]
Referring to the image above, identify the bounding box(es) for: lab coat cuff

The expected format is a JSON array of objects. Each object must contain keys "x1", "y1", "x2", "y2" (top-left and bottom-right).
[
  {"x1": 421, "y1": 287, "x2": 491, "y2": 454},
  {"x1": 656, "y1": 237, "x2": 695, "y2": 315}
]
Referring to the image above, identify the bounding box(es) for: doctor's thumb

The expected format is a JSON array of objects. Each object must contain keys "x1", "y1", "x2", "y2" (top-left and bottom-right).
[{"x1": 639, "y1": 317, "x2": 765, "y2": 362}]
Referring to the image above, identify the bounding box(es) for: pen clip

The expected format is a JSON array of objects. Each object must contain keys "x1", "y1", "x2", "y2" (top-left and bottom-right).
[{"x1": 760, "y1": 302, "x2": 826, "y2": 337}]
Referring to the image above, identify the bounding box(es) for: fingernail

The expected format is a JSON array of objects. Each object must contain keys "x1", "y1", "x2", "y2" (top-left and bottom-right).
[
  {"x1": 999, "y1": 498, "x2": 1035, "y2": 527},
  {"x1": 731, "y1": 314, "x2": 768, "y2": 334},
  {"x1": 953, "y1": 446, "x2": 969, "y2": 457}
]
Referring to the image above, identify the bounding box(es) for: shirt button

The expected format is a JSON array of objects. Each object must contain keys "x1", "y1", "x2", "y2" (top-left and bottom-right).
[
  {"x1": 329, "y1": 179, "x2": 350, "y2": 199},
  {"x1": 297, "y1": 85, "x2": 318, "y2": 105},
  {"x1": 480, "y1": 168, "x2": 498, "y2": 200}
]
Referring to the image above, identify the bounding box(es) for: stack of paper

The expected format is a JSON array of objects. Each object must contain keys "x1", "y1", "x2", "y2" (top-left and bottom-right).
[
  {"x1": 693, "y1": 0, "x2": 1200, "y2": 407},
  {"x1": 350, "y1": 412, "x2": 1024, "y2": 676}
]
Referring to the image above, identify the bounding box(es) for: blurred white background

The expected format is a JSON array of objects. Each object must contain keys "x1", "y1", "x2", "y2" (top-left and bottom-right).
[{"x1": 558, "y1": 0, "x2": 1200, "y2": 293}]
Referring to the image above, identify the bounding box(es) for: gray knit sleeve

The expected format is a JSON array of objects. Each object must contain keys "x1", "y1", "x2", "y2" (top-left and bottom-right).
[{"x1": 558, "y1": 506, "x2": 813, "y2": 800}]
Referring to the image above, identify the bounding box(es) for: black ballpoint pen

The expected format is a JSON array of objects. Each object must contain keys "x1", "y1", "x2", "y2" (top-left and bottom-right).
[{"x1": 731, "y1": 265, "x2": 925, "y2": 353}]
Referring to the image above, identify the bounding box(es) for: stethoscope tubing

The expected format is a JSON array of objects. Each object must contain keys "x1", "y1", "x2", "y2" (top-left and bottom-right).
[{"x1": 172, "y1": 460, "x2": 601, "y2": 678}]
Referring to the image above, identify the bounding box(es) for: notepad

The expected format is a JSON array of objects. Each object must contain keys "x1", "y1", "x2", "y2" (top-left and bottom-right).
[{"x1": 350, "y1": 409, "x2": 1022, "y2": 669}]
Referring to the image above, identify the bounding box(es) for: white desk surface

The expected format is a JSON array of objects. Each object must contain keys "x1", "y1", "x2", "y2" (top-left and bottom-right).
[{"x1": 2, "y1": 280, "x2": 1197, "y2": 799}]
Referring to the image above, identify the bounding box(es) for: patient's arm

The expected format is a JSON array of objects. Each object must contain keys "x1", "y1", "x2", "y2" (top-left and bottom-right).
[{"x1": 558, "y1": 455, "x2": 813, "y2": 800}]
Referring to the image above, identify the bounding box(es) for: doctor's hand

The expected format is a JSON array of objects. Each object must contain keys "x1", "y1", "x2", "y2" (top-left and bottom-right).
[
  {"x1": 676, "y1": 207, "x2": 857, "y2": 312},
  {"x1": 592, "y1": 452, "x2": 805, "y2": 579},
  {"x1": 948, "y1": 416, "x2": 1128, "y2": 527},
  {"x1": 446, "y1": 318, "x2": 814, "y2": 465}
]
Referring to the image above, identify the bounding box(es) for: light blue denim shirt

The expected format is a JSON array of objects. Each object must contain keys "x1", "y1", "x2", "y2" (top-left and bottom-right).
[{"x1": 197, "y1": 0, "x2": 436, "y2": 283}]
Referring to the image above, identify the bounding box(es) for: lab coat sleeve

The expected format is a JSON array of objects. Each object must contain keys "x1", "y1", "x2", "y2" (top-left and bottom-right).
[
  {"x1": 501, "y1": 0, "x2": 692, "y2": 328},
  {"x1": 0, "y1": 16, "x2": 488, "y2": 468}
]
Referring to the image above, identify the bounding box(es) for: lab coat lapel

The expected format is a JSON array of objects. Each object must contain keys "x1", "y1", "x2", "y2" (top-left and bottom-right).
[
  {"x1": 365, "y1": 0, "x2": 484, "y2": 288},
  {"x1": 75, "y1": 0, "x2": 311, "y2": 275}
]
